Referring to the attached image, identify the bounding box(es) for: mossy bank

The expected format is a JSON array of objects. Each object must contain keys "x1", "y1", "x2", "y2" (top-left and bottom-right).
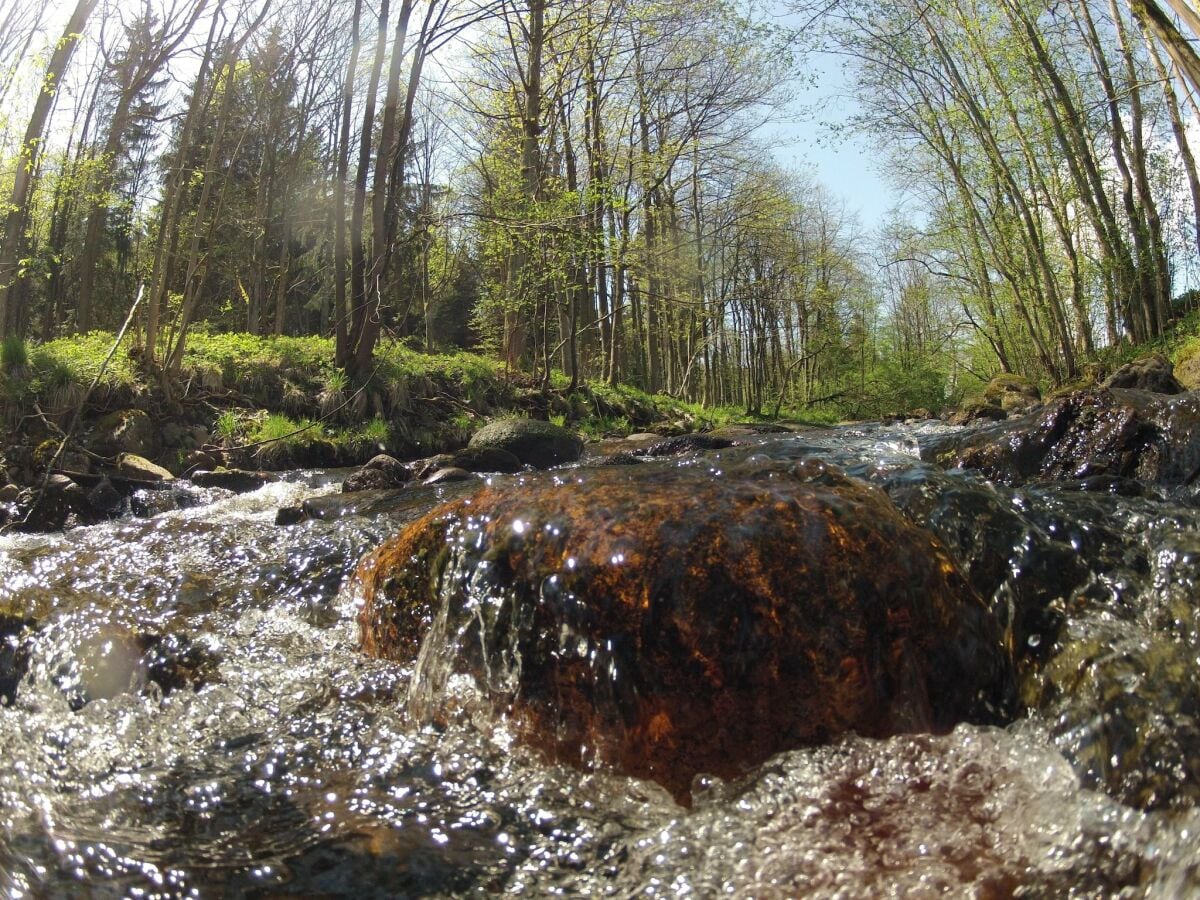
[{"x1": 0, "y1": 331, "x2": 807, "y2": 507}]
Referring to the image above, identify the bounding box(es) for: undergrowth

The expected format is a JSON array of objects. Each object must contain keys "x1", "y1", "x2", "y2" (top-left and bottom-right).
[{"x1": 1, "y1": 331, "x2": 842, "y2": 464}]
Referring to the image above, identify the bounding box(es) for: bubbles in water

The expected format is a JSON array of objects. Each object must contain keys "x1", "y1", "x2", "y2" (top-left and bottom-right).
[{"x1": 0, "y1": 440, "x2": 1198, "y2": 894}]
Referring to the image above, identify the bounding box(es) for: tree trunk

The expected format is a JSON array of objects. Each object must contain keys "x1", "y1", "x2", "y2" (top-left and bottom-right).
[
  {"x1": 333, "y1": 0, "x2": 363, "y2": 368},
  {"x1": 0, "y1": 0, "x2": 98, "y2": 339},
  {"x1": 347, "y1": 0, "x2": 390, "y2": 377}
]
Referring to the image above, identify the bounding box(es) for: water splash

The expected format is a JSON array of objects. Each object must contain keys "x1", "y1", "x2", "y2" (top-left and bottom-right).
[{"x1": 0, "y1": 437, "x2": 1197, "y2": 895}]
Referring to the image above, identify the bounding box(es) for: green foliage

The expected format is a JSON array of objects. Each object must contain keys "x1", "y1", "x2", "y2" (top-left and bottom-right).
[
  {"x1": 30, "y1": 332, "x2": 141, "y2": 392},
  {"x1": 1, "y1": 336, "x2": 28, "y2": 372},
  {"x1": 332, "y1": 416, "x2": 392, "y2": 455},
  {"x1": 323, "y1": 369, "x2": 348, "y2": 395},
  {"x1": 215, "y1": 410, "x2": 240, "y2": 441},
  {"x1": 873, "y1": 357, "x2": 951, "y2": 414},
  {"x1": 248, "y1": 413, "x2": 315, "y2": 446},
  {"x1": 182, "y1": 331, "x2": 334, "y2": 389},
  {"x1": 574, "y1": 414, "x2": 632, "y2": 439},
  {"x1": 0, "y1": 332, "x2": 142, "y2": 411},
  {"x1": 360, "y1": 416, "x2": 390, "y2": 445},
  {"x1": 372, "y1": 341, "x2": 502, "y2": 385},
  {"x1": 1097, "y1": 306, "x2": 1200, "y2": 374}
]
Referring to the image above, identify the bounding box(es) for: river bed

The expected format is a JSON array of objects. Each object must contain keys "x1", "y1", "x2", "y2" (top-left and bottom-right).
[{"x1": 1, "y1": 423, "x2": 1198, "y2": 897}]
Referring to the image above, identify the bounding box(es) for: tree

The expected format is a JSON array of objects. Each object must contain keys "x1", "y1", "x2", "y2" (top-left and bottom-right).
[{"x1": 0, "y1": 0, "x2": 99, "y2": 340}]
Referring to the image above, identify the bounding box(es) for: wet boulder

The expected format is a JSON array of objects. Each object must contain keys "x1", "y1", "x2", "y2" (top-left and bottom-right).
[
  {"x1": 447, "y1": 446, "x2": 523, "y2": 474},
  {"x1": 342, "y1": 454, "x2": 413, "y2": 493},
  {"x1": 1102, "y1": 353, "x2": 1183, "y2": 395},
  {"x1": 932, "y1": 387, "x2": 1200, "y2": 491},
  {"x1": 414, "y1": 447, "x2": 524, "y2": 481},
  {"x1": 874, "y1": 465, "x2": 1078, "y2": 666},
  {"x1": 359, "y1": 461, "x2": 1014, "y2": 801},
  {"x1": 467, "y1": 419, "x2": 583, "y2": 469}
]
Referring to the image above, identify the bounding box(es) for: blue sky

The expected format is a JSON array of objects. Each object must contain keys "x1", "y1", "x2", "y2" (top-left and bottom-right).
[{"x1": 765, "y1": 47, "x2": 902, "y2": 233}]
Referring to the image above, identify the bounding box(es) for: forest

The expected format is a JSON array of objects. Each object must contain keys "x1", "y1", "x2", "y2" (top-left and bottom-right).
[{"x1": 3, "y1": 0, "x2": 1200, "y2": 421}]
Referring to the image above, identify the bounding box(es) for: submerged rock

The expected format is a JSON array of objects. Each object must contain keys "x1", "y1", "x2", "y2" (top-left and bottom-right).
[
  {"x1": 932, "y1": 387, "x2": 1200, "y2": 491},
  {"x1": 85, "y1": 477, "x2": 125, "y2": 519},
  {"x1": 359, "y1": 461, "x2": 1014, "y2": 801},
  {"x1": 136, "y1": 631, "x2": 220, "y2": 696},
  {"x1": 129, "y1": 484, "x2": 203, "y2": 518},
  {"x1": 645, "y1": 433, "x2": 736, "y2": 456},
  {"x1": 1027, "y1": 616, "x2": 1200, "y2": 811},
  {"x1": 190, "y1": 468, "x2": 278, "y2": 493},
  {"x1": 467, "y1": 418, "x2": 583, "y2": 469}
]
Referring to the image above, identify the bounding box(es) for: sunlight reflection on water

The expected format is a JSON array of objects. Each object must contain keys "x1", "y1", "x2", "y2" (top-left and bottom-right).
[{"x1": 0, "y1": 430, "x2": 1197, "y2": 896}]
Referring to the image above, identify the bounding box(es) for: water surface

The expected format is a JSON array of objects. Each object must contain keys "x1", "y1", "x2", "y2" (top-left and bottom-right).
[{"x1": 1, "y1": 424, "x2": 1198, "y2": 897}]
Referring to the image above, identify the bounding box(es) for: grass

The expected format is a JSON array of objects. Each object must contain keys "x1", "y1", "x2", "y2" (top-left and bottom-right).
[
  {"x1": 2, "y1": 335, "x2": 28, "y2": 371},
  {"x1": 2, "y1": 329, "x2": 853, "y2": 468},
  {"x1": 215, "y1": 410, "x2": 240, "y2": 441}
]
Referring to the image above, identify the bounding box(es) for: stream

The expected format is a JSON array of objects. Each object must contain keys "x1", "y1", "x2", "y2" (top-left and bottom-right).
[{"x1": 1, "y1": 422, "x2": 1199, "y2": 897}]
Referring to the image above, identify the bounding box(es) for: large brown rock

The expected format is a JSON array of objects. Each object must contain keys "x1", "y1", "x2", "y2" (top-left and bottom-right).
[
  {"x1": 947, "y1": 400, "x2": 1007, "y2": 426},
  {"x1": 358, "y1": 461, "x2": 1014, "y2": 801}
]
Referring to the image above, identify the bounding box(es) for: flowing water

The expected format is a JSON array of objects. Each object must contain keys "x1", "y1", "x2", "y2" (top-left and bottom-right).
[{"x1": 1, "y1": 424, "x2": 1199, "y2": 897}]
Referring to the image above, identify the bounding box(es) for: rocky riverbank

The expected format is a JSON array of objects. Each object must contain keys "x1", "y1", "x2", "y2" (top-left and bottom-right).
[{"x1": 0, "y1": 335, "x2": 727, "y2": 532}]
